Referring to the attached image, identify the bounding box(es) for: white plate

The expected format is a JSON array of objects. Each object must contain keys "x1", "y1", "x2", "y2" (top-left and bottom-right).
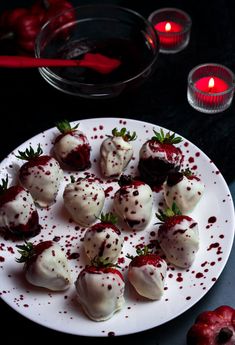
[{"x1": 0, "y1": 118, "x2": 234, "y2": 337}]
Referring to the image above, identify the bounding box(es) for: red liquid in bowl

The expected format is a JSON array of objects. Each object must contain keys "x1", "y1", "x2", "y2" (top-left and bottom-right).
[{"x1": 48, "y1": 37, "x2": 157, "y2": 84}]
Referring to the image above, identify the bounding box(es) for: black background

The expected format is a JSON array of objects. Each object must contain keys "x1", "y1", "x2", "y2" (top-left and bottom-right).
[{"x1": 0, "y1": 1, "x2": 235, "y2": 344}]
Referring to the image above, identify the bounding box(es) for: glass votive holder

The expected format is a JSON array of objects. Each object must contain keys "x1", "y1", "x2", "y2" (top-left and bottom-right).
[
  {"x1": 187, "y1": 63, "x2": 235, "y2": 114},
  {"x1": 148, "y1": 8, "x2": 192, "y2": 54}
]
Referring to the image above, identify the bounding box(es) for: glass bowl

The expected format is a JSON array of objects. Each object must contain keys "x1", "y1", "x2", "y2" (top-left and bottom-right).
[{"x1": 35, "y1": 5, "x2": 160, "y2": 98}]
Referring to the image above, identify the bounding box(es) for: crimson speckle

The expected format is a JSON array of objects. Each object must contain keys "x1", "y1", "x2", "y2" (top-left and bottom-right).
[
  {"x1": 208, "y1": 216, "x2": 217, "y2": 223},
  {"x1": 207, "y1": 242, "x2": 220, "y2": 251},
  {"x1": 188, "y1": 157, "x2": 194, "y2": 163},
  {"x1": 108, "y1": 332, "x2": 115, "y2": 337},
  {"x1": 104, "y1": 186, "x2": 113, "y2": 197},
  {"x1": 118, "y1": 257, "x2": 125, "y2": 264}
]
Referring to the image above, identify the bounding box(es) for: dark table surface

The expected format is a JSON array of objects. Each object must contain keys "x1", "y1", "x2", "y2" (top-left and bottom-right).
[{"x1": 0, "y1": 0, "x2": 235, "y2": 344}]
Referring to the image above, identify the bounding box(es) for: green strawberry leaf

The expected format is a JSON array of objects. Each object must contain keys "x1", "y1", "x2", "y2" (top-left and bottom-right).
[
  {"x1": 56, "y1": 119, "x2": 79, "y2": 134},
  {"x1": 152, "y1": 128, "x2": 183, "y2": 144},
  {"x1": 111, "y1": 127, "x2": 137, "y2": 141},
  {"x1": 16, "y1": 144, "x2": 43, "y2": 161}
]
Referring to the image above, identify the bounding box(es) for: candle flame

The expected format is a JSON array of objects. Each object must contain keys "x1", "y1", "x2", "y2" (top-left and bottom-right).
[
  {"x1": 208, "y1": 77, "x2": 215, "y2": 89},
  {"x1": 165, "y1": 22, "x2": 171, "y2": 32}
]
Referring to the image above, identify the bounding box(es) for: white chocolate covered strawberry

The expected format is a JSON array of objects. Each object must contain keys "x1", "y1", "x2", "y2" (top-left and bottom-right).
[
  {"x1": 163, "y1": 170, "x2": 205, "y2": 213},
  {"x1": 54, "y1": 120, "x2": 91, "y2": 171},
  {"x1": 100, "y1": 127, "x2": 136, "y2": 177},
  {"x1": 17, "y1": 145, "x2": 63, "y2": 207},
  {"x1": 0, "y1": 176, "x2": 40, "y2": 237},
  {"x1": 127, "y1": 246, "x2": 167, "y2": 300},
  {"x1": 83, "y1": 213, "x2": 123, "y2": 263},
  {"x1": 16, "y1": 241, "x2": 72, "y2": 291},
  {"x1": 113, "y1": 175, "x2": 153, "y2": 231},
  {"x1": 156, "y1": 204, "x2": 199, "y2": 268},
  {"x1": 75, "y1": 264, "x2": 125, "y2": 321},
  {"x1": 63, "y1": 177, "x2": 105, "y2": 227},
  {"x1": 138, "y1": 129, "x2": 183, "y2": 187}
]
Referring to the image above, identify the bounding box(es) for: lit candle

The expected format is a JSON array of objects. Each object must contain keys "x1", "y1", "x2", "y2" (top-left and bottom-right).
[
  {"x1": 148, "y1": 8, "x2": 191, "y2": 53},
  {"x1": 195, "y1": 77, "x2": 228, "y2": 94},
  {"x1": 154, "y1": 21, "x2": 183, "y2": 48},
  {"x1": 187, "y1": 64, "x2": 234, "y2": 114}
]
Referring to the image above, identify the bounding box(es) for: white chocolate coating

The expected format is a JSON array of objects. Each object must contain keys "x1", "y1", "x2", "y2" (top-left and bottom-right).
[
  {"x1": 0, "y1": 188, "x2": 36, "y2": 229},
  {"x1": 158, "y1": 217, "x2": 199, "y2": 268},
  {"x1": 54, "y1": 130, "x2": 89, "y2": 161},
  {"x1": 114, "y1": 182, "x2": 153, "y2": 231},
  {"x1": 63, "y1": 178, "x2": 105, "y2": 227},
  {"x1": 25, "y1": 242, "x2": 71, "y2": 291},
  {"x1": 100, "y1": 136, "x2": 133, "y2": 177},
  {"x1": 140, "y1": 140, "x2": 182, "y2": 166},
  {"x1": 163, "y1": 176, "x2": 205, "y2": 213},
  {"x1": 19, "y1": 157, "x2": 63, "y2": 208},
  {"x1": 83, "y1": 224, "x2": 123, "y2": 263},
  {"x1": 128, "y1": 258, "x2": 167, "y2": 300},
  {"x1": 75, "y1": 268, "x2": 125, "y2": 321}
]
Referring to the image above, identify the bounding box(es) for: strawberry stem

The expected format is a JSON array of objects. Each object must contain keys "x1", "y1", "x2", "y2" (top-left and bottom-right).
[
  {"x1": 111, "y1": 127, "x2": 137, "y2": 141},
  {"x1": 156, "y1": 202, "x2": 182, "y2": 222},
  {"x1": 56, "y1": 119, "x2": 79, "y2": 134},
  {"x1": 16, "y1": 144, "x2": 43, "y2": 161},
  {"x1": 91, "y1": 256, "x2": 120, "y2": 268},
  {"x1": 151, "y1": 128, "x2": 182, "y2": 144},
  {"x1": 181, "y1": 168, "x2": 193, "y2": 177},
  {"x1": 0, "y1": 175, "x2": 8, "y2": 195},
  {"x1": 70, "y1": 175, "x2": 76, "y2": 183},
  {"x1": 126, "y1": 245, "x2": 152, "y2": 260},
  {"x1": 99, "y1": 212, "x2": 118, "y2": 224},
  {"x1": 136, "y1": 245, "x2": 151, "y2": 256},
  {"x1": 15, "y1": 242, "x2": 34, "y2": 263}
]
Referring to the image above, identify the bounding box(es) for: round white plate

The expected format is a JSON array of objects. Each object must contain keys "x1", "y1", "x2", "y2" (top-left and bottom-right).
[{"x1": 0, "y1": 118, "x2": 234, "y2": 337}]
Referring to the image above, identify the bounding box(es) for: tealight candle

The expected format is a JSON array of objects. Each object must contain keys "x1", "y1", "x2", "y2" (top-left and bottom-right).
[
  {"x1": 187, "y1": 63, "x2": 235, "y2": 114},
  {"x1": 148, "y1": 8, "x2": 192, "y2": 53}
]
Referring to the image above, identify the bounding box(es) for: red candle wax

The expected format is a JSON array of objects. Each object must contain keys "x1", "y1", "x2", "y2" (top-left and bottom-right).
[
  {"x1": 195, "y1": 77, "x2": 228, "y2": 93},
  {"x1": 155, "y1": 21, "x2": 182, "y2": 33},
  {"x1": 155, "y1": 21, "x2": 183, "y2": 48},
  {"x1": 194, "y1": 76, "x2": 229, "y2": 106}
]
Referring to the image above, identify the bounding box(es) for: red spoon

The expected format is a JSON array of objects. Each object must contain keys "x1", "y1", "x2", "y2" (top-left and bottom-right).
[{"x1": 0, "y1": 53, "x2": 121, "y2": 74}]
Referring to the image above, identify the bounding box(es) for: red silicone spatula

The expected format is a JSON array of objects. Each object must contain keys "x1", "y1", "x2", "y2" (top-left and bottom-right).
[{"x1": 0, "y1": 53, "x2": 121, "y2": 74}]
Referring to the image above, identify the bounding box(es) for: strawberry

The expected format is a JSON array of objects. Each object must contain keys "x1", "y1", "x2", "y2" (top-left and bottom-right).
[
  {"x1": 54, "y1": 120, "x2": 91, "y2": 170},
  {"x1": 113, "y1": 175, "x2": 153, "y2": 231},
  {"x1": 63, "y1": 176, "x2": 105, "y2": 227},
  {"x1": 83, "y1": 213, "x2": 123, "y2": 263},
  {"x1": 0, "y1": 176, "x2": 40, "y2": 237},
  {"x1": 163, "y1": 169, "x2": 205, "y2": 213},
  {"x1": 156, "y1": 203, "x2": 199, "y2": 268},
  {"x1": 138, "y1": 129, "x2": 183, "y2": 187},
  {"x1": 17, "y1": 144, "x2": 63, "y2": 207},
  {"x1": 127, "y1": 246, "x2": 167, "y2": 300},
  {"x1": 16, "y1": 240, "x2": 71, "y2": 291},
  {"x1": 75, "y1": 261, "x2": 125, "y2": 321},
  {"x1": 100, "y1": 127, "x2": 137, "y2": 177}
]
